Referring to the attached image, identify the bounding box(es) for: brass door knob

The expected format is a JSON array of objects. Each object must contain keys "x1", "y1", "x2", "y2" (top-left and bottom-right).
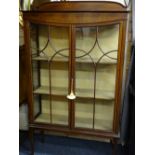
[{"x1": 67, "y1": 78, "x2": 76, "y2": 100}]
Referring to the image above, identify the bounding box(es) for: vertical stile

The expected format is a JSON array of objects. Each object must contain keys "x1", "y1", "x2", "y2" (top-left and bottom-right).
[
  {"x1": 24, "y1": 19, "x2": 34, "y2": 123},
  {"x1": 70, "y1": 25, "x2": 76, "y2": 129},
  {"x1": 92, "y1": 26, "x2": 98, "y2": 129},
  {"x1": 48, "y1": 26, "x2": 52, "y2": 124},
  {"x1": 113, "y1": 21, "x2": 127, "y2": 133},
  {"x1": 36, "y1": 24, "x2": 42, "y2": 115},
  {"x1": 68, "y1": 25, "x2": 72, "y2": 128}
]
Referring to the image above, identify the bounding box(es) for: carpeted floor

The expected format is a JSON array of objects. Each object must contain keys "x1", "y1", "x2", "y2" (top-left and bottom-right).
[{"x1": 19, "y1": 132, "x2": 127, "y2": 155}]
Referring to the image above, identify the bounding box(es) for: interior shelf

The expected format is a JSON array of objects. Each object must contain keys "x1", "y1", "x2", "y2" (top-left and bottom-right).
[
  {"x1": 32, "y1": 56, "x2": 68, "y2": 62},
  {"x1": 76, "y1": 88, "x2": 115, "y2": 100},
  {"x1": 33, "y1": 86, "x2": 115, "y2": 100},
  {"x1": 32, "y1": 55, "x2": 117, "y2": 65},
  {"x1": 35, "y1": 113, "x2": 68, "y2": 125},
  {"x1": 76, "y1": 57, "x2": 117, "y2": 65},
  {"x1": 33, "y1": 86, "x2": 67, "y2": 96},
  {"x1": 35, "y1": 112, "x2": 112, "y2": 130},
  {"x1": 75, "y1": 117, "x2": 112, "y2": 130},
  {"x1": 75, "y1": 102, "x2": 113, "y2": 130},
  {"x1": 35, "y1": 113, "x2": 50, "y2": 123},
  {"x1": 75, "y1": 116, "x2": 93, "y2": 129},
  {"x1": 94, "y1": 118, "x2": 113, "y2": 131}
]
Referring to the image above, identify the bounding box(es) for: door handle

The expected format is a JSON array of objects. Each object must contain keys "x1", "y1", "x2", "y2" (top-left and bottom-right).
[{"x1": 67, "y1": 78, "x2": 76, "y2": 100}]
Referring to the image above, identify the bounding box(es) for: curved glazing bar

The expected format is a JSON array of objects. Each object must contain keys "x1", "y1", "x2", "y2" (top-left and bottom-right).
[
  {"x1": 30, "y1": 24, "x2": 70, "y2": 61},
  {"x1": 49, "y1": 26, "x2": 69, "y2": 58},
  {"x1": 76, "y1": 24, "x2": 119, "y2": 63},
  {"x1": 75, "y1": 27, "x2": 97, "y2": 58}
]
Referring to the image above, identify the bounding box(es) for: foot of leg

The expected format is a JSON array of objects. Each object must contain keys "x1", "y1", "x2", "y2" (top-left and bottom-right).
[
  {"x1": 29, "y1": 128, "x2": 34, "y2": 155},
  {"x1": 110, "y1": 138, "x2": 117, "y2": 155}
]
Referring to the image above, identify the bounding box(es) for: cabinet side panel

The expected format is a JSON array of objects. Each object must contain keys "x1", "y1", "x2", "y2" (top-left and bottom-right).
[
  {"x1": 113, "y1": 21, "x2": 127, "y2": 133},
  {"x1": 23, "y1": 20, "x2": 34, "y2": 123}
]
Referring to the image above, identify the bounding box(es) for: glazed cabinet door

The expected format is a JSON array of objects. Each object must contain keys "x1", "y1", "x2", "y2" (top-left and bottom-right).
[
  {"x1": 30, "y1": 23, "x2": 70, "y2": 126},
  {"x1": 74, "y1": 24, "x2": 120, "y2": 132}
]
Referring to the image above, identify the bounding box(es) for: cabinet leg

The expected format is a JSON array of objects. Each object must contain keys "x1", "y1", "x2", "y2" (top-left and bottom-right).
[
  {"x1": 29, "y1": 128, "x2": 34, "y2": 155},
  {"x1": 40, "y1": 130, "x2": 45, "y2": 143},
  {"x1": 110, "y1": 138, "x2": 117, "y2": 155}
]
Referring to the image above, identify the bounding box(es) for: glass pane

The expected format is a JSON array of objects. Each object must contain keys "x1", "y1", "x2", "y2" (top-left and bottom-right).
[
  {"x1": 52, "y1": 97, "x2": 68, "y2": 125},
  {"x1": 96, "y1": 65, "x2": 117, "y2": 99},
  {"x1": 94, "y1": 100, "x2": 114, "y2": 131},
  {"x1": 32, "y1": 61, "x2": 50, "y2": 94},
  {"x1": 75, "y1": 56, "x2": 94, "y2": 98},
  {"x1": 75, "y1": 24, "x2": 119, "y2": 131},
  {"x1": 31, "y1": 24, "x2": 69, "y2": 61},
  {"x1": 75, "y1": 99, "x2": 94, "y2": 128},
  {"x1": 34, "y1": 95, "x2": 50, "y2": 123},
  {"x1": 33, "y1": 95, "x2": 68, "y2": 125},
  {"x1": 50, "y1": 61, "x2": 68, "y2": 95},
  {"x1": 30, "y1": 23, "x2": 69, "y2": 126}
]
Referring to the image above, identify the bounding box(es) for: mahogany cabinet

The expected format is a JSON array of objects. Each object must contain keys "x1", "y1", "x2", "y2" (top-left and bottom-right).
[{"x1": 23, "y1": 1, "x2": 130, "y2": 154}]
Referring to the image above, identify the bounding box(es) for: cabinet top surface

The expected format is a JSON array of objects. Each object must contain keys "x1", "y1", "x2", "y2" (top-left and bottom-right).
[{"x1": 23, "y1": 1, "x2": 130, "y2": 13}]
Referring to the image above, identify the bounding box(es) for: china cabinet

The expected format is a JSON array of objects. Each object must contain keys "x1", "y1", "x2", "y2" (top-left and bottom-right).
[{"x1": 23, "y1": 1, "x2": 130, "y2": 154}]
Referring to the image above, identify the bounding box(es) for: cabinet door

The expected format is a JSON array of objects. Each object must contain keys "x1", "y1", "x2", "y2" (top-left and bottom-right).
[
  {"x1": 74, "y1": 24, "x2": 119, "y2": 131},
  {"x1": 30, "y1": 23, "x2": 70, "y2": 126}
]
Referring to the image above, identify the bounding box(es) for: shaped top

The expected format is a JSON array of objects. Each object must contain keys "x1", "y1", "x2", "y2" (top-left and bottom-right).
[{"x1": 30, "y1": 1, "x2": 130, "y2": 12}]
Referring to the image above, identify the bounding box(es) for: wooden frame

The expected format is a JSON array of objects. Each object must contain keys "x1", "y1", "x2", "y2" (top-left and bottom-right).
[{"x1": 23, "y1": 2, "x2": 129, "y2": 154}]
